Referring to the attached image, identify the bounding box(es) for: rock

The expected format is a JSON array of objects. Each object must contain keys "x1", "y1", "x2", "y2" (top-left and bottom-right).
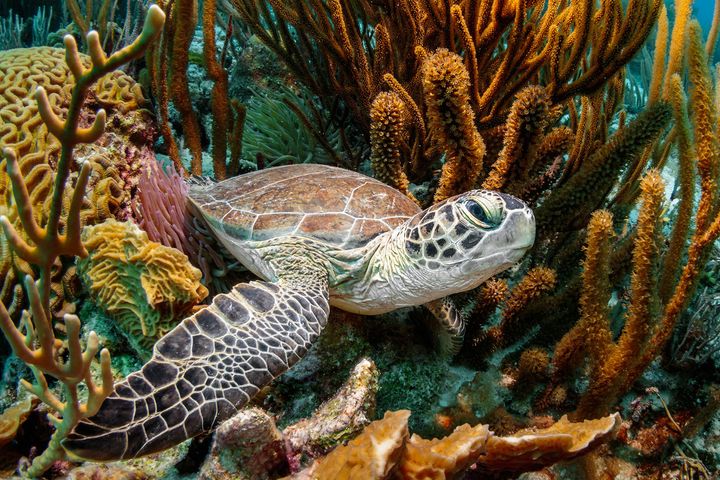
[
  {"x1": 199, "y1": 408, "x2": 287, "y2": 480},
  {"x1": 283, "y1": 358, "x2": 379, "y2": 466}
]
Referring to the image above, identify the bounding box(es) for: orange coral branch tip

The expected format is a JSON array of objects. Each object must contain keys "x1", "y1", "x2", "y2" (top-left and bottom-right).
[
  {"x1": 25, "y1": 276, "x2": 55, "y2": 358},
  {"x1": 64, "y1": 316, "x2": 85, "y2": 380},
  {"x1": 87, "y1": 31, "x2": 109, "y2": 68},
  {"x1": 144, "y1": 5, "x2": 167, "y2": 33},
  {"x1": 2, "y1": 147, "x2": 44, "y2": 242},
  {"x1": 75, "y1": 109, "x2": 107, "y2": 146},
  {"x1": 0, "y1": 216, "x2": 37, "y2": 263},
  {"x1": 0, "y1": 302, "x2": 34, "y2": 364},
  {"x1": 63, "y1": 35, "x2": 83, "y2": 79},
  {"x1": 65, "y1": 162, "x2": 93, "y2": 257},
  {"x1": 35, "y1": 87, "x2": 66, "y2": 140},
  {"x1": 85, "y1": 348, "x2": 114, "y2": 416}
]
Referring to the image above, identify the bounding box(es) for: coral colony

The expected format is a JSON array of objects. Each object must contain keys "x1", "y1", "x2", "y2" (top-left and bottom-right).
[{"x1": 0, "y1": 0, "x2": 719, "y2": 478}]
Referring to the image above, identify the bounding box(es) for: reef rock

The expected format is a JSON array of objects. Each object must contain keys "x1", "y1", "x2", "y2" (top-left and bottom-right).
[
  {"x1": 199, "y1": 408, "x2": 286, "y2": 480},
  {"x1": 283, "y1": 358, "x2": 379, "y2": 464}
]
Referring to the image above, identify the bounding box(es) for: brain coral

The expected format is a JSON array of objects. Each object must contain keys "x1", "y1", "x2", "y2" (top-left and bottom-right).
[
  {"x1": 0, "y1": 46, "x2": 157, "y2": 317},
  {"x1": 77, "y1": 219, "x2": 208, "y2": 358}
]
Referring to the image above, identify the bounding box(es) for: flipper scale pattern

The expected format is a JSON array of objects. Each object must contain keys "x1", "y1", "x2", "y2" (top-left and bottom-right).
[{"x1": 64, "y1": 275, "x2": 329, "y2": 460}]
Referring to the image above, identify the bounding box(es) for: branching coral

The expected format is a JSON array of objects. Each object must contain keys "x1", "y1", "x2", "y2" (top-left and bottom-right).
[
  {"x1": 535, "y1": 101, "x2": 672, "y2": 233},
  {"x1": 422, "y1": 49, "x2": 486, "y2": 203},
  {"x1": 483, "y1": 86, "x2": 552, "y2": 192},
  {"x1": 78, "y1": 219, "x2": 208, "y2": 358},
  {"x1": 0, "y1": 45, "x2": 156, "y2": 318},
  {"x1": 0, "y1": 7, "x2": 165, "y2": 476},
  {"x1": 482, "y1": 267, "x2": 557, "y2": 351},
  {"x1": 203, "y1": 0, "x2": 233, "y2": 180},
  {"x1": 148, "y1": 0, "x2": 244, "y2": 178},
  {"x1": 222, "y1": 0, "x2": 659, "y2": 199}
]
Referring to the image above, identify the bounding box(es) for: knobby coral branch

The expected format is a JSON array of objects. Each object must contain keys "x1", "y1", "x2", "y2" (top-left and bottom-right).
[
  {"x1": 422, "y1": 49, "x2": 485, "y2": 203},
  {"x1": 0, "y1": 6, "x2": 165, "y2": 477}
]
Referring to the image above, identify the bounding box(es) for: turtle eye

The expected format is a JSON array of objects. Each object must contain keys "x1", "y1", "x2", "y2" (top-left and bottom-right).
[{"x1": 463, "y1": 198, "x2": 501, "y2": 228}]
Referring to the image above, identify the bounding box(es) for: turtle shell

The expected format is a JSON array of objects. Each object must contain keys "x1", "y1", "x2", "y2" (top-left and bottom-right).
[{"x1": 189, "y1": 164, "x2": 420, "y2": 249}]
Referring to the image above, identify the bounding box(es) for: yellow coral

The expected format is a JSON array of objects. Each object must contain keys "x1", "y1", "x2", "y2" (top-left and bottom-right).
[
  {"x1": 0, "y1": 396, "x2": 37, "y2": 448},
  {"x1": 308, "y1": 410, "x2": 410, "y2": 479},
  {"x1": 422, "y1": 49, "x2": 486, "y2": 203},
  {"x1": 399, "y1": 423, "x2": 491, "y2": 479},
  {"x1": 479, "y1": 413, "x2": 621, "y2": 472},
  {"x1": 0, "y1": 47, "x2": 149, "y2": 316},
  {"x1": 295, "y1": 410, "x2": 620, "y2": 478},
  {"x1": 78, "y1": 219, "x2": 208, "y2": 356}
]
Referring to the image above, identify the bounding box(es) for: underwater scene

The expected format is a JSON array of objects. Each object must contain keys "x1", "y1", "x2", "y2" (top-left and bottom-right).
[{"x1": 1, "y1": 0, "x2": 720, "y2": 478}]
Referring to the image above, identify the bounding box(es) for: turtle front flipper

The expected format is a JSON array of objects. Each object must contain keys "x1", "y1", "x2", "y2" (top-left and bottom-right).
[
  {"x1": 425, "y1": 297, "x2": 465, "y2": 356},
  {"x1": 63, "y1": 270, "x2": 329, "y2": 461}
]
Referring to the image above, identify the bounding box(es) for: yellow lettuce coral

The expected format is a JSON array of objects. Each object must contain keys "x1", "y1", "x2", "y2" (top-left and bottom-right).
[
  {"x1": 304, "y1": 410, "x2": 410, "y2": 479},
  {"x1": 399, "y1": 423, "x2": 491, "y2": 479},
  {"x1": 78, "y1": 219, "x2": 208, "y2": 356},
  {"x1": 0, "y1": 396, "x2": 37, "y2": 448}
]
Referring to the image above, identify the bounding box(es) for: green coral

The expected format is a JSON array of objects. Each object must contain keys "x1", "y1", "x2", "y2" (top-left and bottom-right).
[{"x1": 77, "y1": 219, "x2": 208, "y2": 359}]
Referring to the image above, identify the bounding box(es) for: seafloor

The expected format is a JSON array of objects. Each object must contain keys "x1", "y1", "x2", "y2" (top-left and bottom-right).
[{"x1": 0, "y1": 0, "x2": 719, "y2": 479}]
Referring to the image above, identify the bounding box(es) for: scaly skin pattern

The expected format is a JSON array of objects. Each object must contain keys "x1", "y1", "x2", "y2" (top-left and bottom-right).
[
  {"x1": 329, "y1": 190, "x2": 535, "y2": 314},
  {"x1": 64, "y1": 252, "x2": 328, "y2": 460},
  {"x1": 64, "y1": 165, "x2": 535, "y2": 460}
]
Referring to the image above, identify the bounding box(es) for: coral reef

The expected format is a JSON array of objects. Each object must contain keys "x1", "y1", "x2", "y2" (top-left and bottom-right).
[
  {"x1": 0, "y1": 6, "x2": 165, "y2": 476},
  {"x1": 78, "y1": 219, "x2": 208, "y2": 357},
  {"x1": 3, "y1": 0, "x2": 720, "y2": 475},
  {"x1": 0, "y1": 44, "x2": 157, "y2": 318},
  {"x1": 0, "y1": 396, "x2": 36, "y2": 449}
]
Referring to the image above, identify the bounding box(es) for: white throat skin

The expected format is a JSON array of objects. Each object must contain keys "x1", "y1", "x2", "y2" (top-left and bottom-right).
[{"x1": 330, "y1": 198, "x2": 536, "y2": 315}]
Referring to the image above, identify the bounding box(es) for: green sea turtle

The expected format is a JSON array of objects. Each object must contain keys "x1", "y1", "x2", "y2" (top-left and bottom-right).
[{"x1": 64, "y1": 164, "x2": 535, "y2": 460}]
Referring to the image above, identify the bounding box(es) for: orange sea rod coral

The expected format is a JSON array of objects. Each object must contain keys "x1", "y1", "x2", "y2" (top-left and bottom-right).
[
  {"x1": 370, "y1": 92, "x2": 415, "y2": 201},
  {"x1": 422, "y1": 49, "x2": 486, "y2": 203},
  {"x1": 484, "y1": 86, "x2": 552, "y2": 192}
]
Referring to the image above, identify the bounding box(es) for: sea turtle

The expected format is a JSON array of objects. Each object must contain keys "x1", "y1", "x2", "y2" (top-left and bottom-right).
[{"x1": 64, "y1": 164, "x2": 535, "y2": 460}]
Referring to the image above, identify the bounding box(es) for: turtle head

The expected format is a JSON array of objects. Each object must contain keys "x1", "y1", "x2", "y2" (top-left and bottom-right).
[{"x1": 400, "y1": 190, "x2": 535, "y2": 297}]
